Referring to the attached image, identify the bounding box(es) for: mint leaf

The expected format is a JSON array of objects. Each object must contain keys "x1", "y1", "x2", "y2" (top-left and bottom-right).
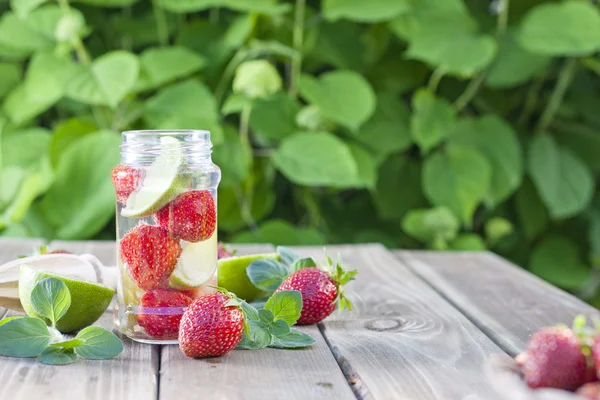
[
  {"x1": 270, "y1": 319, "x2": 290, "y2": 336},
  {"x1": 290, "y1": 257, "x2": 315, "y2": 273},
  {"x1": 277, "y1": 246, "x2": 301, "y2": 266},
  {"x1": 247, "y1": 259, "x2": 289, "y2": 292},
  {"x1": 269, "y1": 328, "x2": 316, "y2": 349},
  {"x1": 264, "y1": 290, "x2": 303, "y2": 326},
  {"x1": 240, "y1": 300, "x2": 259, "y2": 321},
  {"x1": 0, "y1": 316, "x2": 23, "y2": 327},
  {"x1": 74, "y1": 327, "x2": 123, "y2": 359},
  {"x1": 30, "y1": 277, "x2": 71, "y2": 327},
  {"x1": 51, "y1": 338, "x2": 83, "y2": 349},
  {"x1": 39, "y1": 347, "x2": 77, "y2": 365},
  {"x1": 258, "y1": 308, "x2": 275, "y2": 323},
  {"x1": 0, "y1": 317, "x2": 51, "y2": 357},
  {"x1": 237, "y1": 320, "x2": 271, "y2": 350}
]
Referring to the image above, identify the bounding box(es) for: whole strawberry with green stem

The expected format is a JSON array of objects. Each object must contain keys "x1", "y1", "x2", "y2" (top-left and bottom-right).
[
  {"x1": 179, "y1": 291, "x2": 247, "y2": 358},
  {"x1": 276, "y1": 252, "x2": 357, "y2": 325},
  {"x1": 523, "y1": 316, "x2": 594, "y2": 390}
]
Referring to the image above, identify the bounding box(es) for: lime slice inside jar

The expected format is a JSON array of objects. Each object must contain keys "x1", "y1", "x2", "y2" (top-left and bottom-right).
[
  {"x1": 121, "y1": 136, "x2": 186, "y2": 218},
  {"x1": 169, "y1": 234, "x2": 218, "y2": 289}
]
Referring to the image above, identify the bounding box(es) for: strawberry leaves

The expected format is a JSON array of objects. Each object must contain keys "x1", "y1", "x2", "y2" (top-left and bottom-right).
[
  {"x1": 236, "y1": 290, "x2": 315, "y2": 350},
  {"x1": 246, "y1": 246, "x2": 315, "y2": 292}
]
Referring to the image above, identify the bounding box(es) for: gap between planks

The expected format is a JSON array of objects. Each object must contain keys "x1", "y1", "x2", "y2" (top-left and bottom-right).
[
  {"x1": 395, "y1": 251, "x2": 600, "y2": 357},
  {"x1": 293, "y1": 244, "x2": 512, "y2": 400}
]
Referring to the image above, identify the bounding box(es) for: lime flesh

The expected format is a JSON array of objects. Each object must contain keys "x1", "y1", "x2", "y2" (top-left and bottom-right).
[
  {"x1": 121, "y1": 136, "x2": 186, "y2": 218},
  {"x1": 169, "y1": 233, "x2": 218, "y2": 289},
  {"x1": 217, "y1": 253, "x2": 279, "y2": 301},
  {"x1": 19, "y1": 265, "x2": 115, "y2": 333}
]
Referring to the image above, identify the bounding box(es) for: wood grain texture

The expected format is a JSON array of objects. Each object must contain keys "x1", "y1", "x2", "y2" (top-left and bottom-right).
[
  {"x1": 159, "y1": 244, "x2": 356, "y2": 400},
  {"x1": 0, "y1": 240, "x2": 159, "y2": 400},
  {"x1": 395, "y1": 251, "x2": 600, "y2": 356},
  {"x1": 294, "y1": 244, "x2": 510, "y2": 400}
]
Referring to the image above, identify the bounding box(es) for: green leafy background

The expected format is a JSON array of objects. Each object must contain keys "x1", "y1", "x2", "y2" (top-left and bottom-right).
[{"x1": 2, "y1": 0, "x2": 600, "y2": 304}]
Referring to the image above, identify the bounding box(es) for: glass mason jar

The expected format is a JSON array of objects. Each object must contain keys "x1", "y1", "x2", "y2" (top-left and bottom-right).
[{"x1": 113, "y1": 130, "x2": 221, "y2": 344}]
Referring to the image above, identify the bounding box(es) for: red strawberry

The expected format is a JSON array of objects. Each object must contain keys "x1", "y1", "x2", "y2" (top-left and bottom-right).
[
  {"x1": 523, "y1": 326, "x2": 588, "y2": 390},
  {"x1": 179, "y1": 293, "x2": 244, "y2": 358},
  {"x1": 120, "y1": 224, "x2": 182, "y2": 290},
  {"x1": 276, "y1": 256, "x2": 357, "y2": 325},
  {"x1": 577, "y1": 382, "x2": 600, "y2": 400},
  {"x1": 218, "y1": 242, "x2": 234, "y2": 259},
  {"x1": 112, "y1": 164, "x2": 142, "y2": 204},
  {"x1": 137, "y1": 289, "x2": 192, "y2": 339},
  {"x1": 155, "y1": 190, "x2": 216, "y2": 243}
]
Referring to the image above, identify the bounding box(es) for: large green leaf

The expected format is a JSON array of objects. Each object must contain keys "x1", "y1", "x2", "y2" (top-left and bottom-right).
[
  {"x1": 212, "y1": 125, "x2": 251, "y2": 188},
  {"x1": 298, "y1": 71, "x2": 376, "y2": 132},
  {"x1": 0, "y1": 7, "x2": 60, "y2": 53},
  {"x1": 157, "y1": 0, "x2": 289, "y2": 14},
  {"x1": 373, "y1": 155, "x2": 426, "y2": 222},
  {"x1": 323, "y1": 0, "x2": 409, "y2": 22},
  {"x1": 554, "y1": 124, "x2": 600, "y2": 174},
  {"x1": 74, "y1": 0, "x2": 139, "y2": 5},
  {"x1": 144, "y1": 79, "x2": 223, "y2": 144},
  {"x1": 423, "y1": 144, "x2": 491, "y2": 225},
  {"x1": 356, "y1": 92, "x2": 412, "y2": 160},
  {"x1": 401, "y1": 207, "x2": 459, "y2": 249},
  {"x1": 514, "y1": 179, "x2": 548, "y2": 241},
  {"x1": 486, "y1": 31, "x2": 550, "y2": 89},
  {"x1": 406, "y1": 32, "x2": 496, "y2": 78},
  {"x1": 49, "y1": 118, "x2": 98, "y2": 168},
  {"x1": 518, "y1": 1, "x2": 600, "y2": 56},
  {"x1": 391, "y1": 0, "x2": 496, "y2": 77},
  {"x1": 136, "y1": 47, "x2": 206, "y2": 91},
  {"x1": 249, "y1": 92, "x2": 301, "y2": 142},
  {"x1": 66, "y1": 51, "x2": 139, "y2": 109},
  {"x1": 450, "y1": 115, "x2": 523, "y2": 205},
  {"x1": 347, "y1": 143, "x2": 377, "y2": 189},
  {"x1": 528, "y1": 135, "x2": 594, "y2": 219},
  {"x1": 309, "y1": 21, "x2": 365, "y2": 71},
  {"x1": 529, "y1": 236, "x2": 590, "y2": 289},
  {"x1": 41, "y1": 131, "x2": 121, "y2": 239},
  {"x1": 411, "y1": 89, "x2": 455, "y2": 153},
  {"x1": 231, "y1": 219, "x2": 326, "y2": 245},
  {"x1": 271, "y1": 131, "x2": 360, "y2": 187},
  {"x1": 4, "y1": 52, "x2": 78, "y2": 124},
  {"x1": 2, "y1": 128, "x2": 51, "y2": 169},
  {"x1": 0, "y1": 63, "x2": 20, "y2": 99},
  {"x1": 10, "y1": 0, "x2": 48, "y2": 18}
]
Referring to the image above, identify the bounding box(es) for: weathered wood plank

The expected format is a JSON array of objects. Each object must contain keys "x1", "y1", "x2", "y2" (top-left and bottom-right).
[
  {"x1": 395, "y1": 251, "x2": 600, "y2": 356},
  {"x1": 50, "y1": 240, "x2": 117, "y2": 267},
  {"x1": 159, "y1": 244, "x2": 356, "y2": 400},
  {"x1": 0, "y1": 238, "x2": 45, "y2": 318},
  {"x1": 294, "y1": 244, "x2": 509, "y2": 400},
  {"x1": 0, "y1": 240, "x2": 159, "y2": 400}
]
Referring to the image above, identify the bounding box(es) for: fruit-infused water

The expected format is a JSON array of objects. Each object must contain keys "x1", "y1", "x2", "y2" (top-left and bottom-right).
[{"x1": 113, "y1": 130, "x2": 221, "y2": 344}]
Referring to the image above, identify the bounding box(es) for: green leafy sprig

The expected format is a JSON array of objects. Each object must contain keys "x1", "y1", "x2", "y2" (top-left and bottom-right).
[{"x1": 0, "y1": 277, "x2": 123, "y2": 365}]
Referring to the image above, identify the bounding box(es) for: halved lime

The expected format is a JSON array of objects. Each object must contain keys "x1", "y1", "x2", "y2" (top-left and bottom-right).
[
  {"x1": 121, "y1": 136, "x2": 186, "y2": 218},
  {"x1": 169, "y1": 234, "x2": 218, "y2": 289},
  {"x1": 217, "y1": 253, "x2": 279, "y2": 301},
  {"x1": 19, "y1": 265, "x2": 115, "y2": 333}
]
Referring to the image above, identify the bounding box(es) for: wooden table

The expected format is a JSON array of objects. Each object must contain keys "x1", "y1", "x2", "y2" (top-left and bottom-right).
[{"x1": 0, "y1": 239, "x2": 598, "y2": 399}]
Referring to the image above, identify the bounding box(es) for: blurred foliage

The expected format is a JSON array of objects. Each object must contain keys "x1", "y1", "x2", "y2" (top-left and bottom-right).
[{"x1": 1, "y1": 0, "x2": 600, "y2": 302}]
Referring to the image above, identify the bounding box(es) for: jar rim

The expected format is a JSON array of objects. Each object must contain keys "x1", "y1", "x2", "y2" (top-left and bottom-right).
[{"x1": 122, "y1": 129, "x2": 210, "y2": 136}]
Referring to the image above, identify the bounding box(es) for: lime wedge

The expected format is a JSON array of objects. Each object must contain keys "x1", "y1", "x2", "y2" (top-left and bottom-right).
[
  {"x1": 121, "y1": 136, "x2": 186, "y2": 218},
  {"x1": 169, "y1": 234, "x2": 218, "y2": 289},
  {"x1": 19, "y1": 265, "x2": 115, "y2": 333},
  {"x1": 217, "y1": 253, "x2": 279, "y2": 301}
]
